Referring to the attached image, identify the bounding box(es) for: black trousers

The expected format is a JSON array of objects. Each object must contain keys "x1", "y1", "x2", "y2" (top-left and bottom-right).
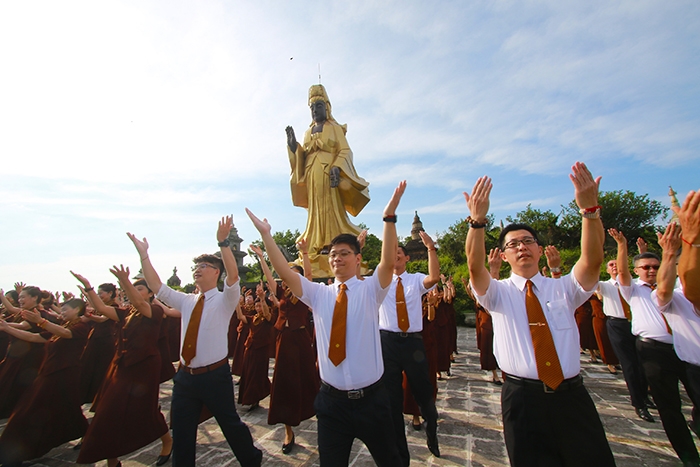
[
  {"x1": 636, "y1": 338, "x2": 699, "y2": 462},
  {"x1": 606, "y1": 317, "x2": 648, "y2": 408},
  {"x1": 314, "y1": 381, "x2": 402, "y2": 467},
  {"x1": 501, "y1": 377, "x2": 615, "y2": 467},
  {"x1": 380, "y1": 331, "x2": 438, "y2": 466},
  {"x1": 171, "y1": 362, "x2": 262, "y2": 467}
]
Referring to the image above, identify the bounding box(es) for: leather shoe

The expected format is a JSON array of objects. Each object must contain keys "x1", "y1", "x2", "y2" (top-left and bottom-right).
[
  {"x1": 636, "y1": 407, "x2": 655, "y2": 423},
  {"x1": 156, "y1": 450, "x2": 172, "y2": 466},
  {"x1": 689, "y1": 420, "x2": 700, "y2": 438},
  {"x1": 412, "y1": 422, "x2": 422, "y2": 431},
  {"x1": 282, "y1": 434, "x2": 295, "y2": 455},
  {"x1": 426, "y1": 432, "x2": 440, "y2": 457},
  {"x1": 644, "y1": 398, "x2": 657, "y2": 410},
  {"x1": 73, "y1": 441, "x2": 82, "y2": 450}
]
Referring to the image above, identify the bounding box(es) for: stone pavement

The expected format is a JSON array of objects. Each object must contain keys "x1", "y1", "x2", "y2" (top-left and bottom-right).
[{"x1": 7, "y1": 326, "x2": 695, "y2": 466}]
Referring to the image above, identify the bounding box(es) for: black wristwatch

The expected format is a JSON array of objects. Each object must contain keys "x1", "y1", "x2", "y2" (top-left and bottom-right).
[{"x1": 218, "y1": 239, "x2": 231, "y2": 248}]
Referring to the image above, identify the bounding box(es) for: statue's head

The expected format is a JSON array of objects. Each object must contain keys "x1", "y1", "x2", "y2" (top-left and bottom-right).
[{"x1": 308, "y1": 84, "x2": 335, "y2": 125}]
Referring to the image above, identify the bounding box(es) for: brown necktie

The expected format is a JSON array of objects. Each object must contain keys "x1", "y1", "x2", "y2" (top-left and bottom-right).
[
  {"x1": 181, "y1": 294, "x2": 205, "y2": 366},
  {"x1": 616, "y1": 287, "x2": 632, "y2": 321},
  {"x1": 396, "y1": 277, "x2": 410, "y2": 332},
  {"x1": 328, "y1": 283, "x2": 347, "y2": 366},
  {"x1": 525, "y1": 280, "x2": 564, "y2": 390}
]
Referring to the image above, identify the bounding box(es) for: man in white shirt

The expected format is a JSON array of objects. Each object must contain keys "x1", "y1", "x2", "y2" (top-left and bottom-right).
[
  {"x1": 129, "y1": 217, "x2": 262, "y2": 467},
  {"x1": 464, "y1": 162, "x2": 614, "y2": 467},
  {"x1": 597, "y1": 258, "x2": 655, "y2": 422},
  {"x1": 379, "y1": 236, "x2": 440, "y2": 465},
  {"x1": 613, "y1": 226, "x2": 699, "y2": 466},
  {"x1": 247, "y1": 181, "x2": 406, "y2": 467}
]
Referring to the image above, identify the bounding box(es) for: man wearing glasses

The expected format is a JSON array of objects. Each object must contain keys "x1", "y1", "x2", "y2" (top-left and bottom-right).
[
  {"x1": 464, "y1": 162, "x2": 615, "y2": 467},
  {"x1": 612, "y1": 228, "x2": 700, "y2": 466}
]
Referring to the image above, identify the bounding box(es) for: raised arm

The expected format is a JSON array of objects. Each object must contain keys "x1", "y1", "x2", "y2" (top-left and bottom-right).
[
  {"x1": 544, "y1": 245, "x2": 562, "y2": 279},
  {"x1": 0, "y1": 320, "x2": 46, "y2": 343},
  {"x1": 656, "y1": 223, "x2": 681, "y2": 307},
  {"x1": 217, "y1": 216, "x2": 239, "y2": 286},
  {"x1": 297, "y1": 239, "x2": 314, "y2": 281},
  {"x1": 247, "y1": 209, "x2": 303, "y2": 297},
  {"x1": 153, "y1": 298, "x2": 182, "y2": 318},
  {"x1": 71, "y1": 272, "x2": 119, "y2": 321},
  {"x1": 127, "y1": 233, "x2": 163, "y2": 293},
  {"x1": 0, "y1": 290, "x2": 21, "y2": 315},
  {"x1": 487, "y1": 248, "x2": 502, "y2": 280},
  {"x1": 110, "y1": 265, "x2": 152, "y2": 318},
  {"x1": 250, "y1": 244, "x2": 278, "y2": 295},
  {"x1": 674, "y1": 189, "x2": 700, "y2": 307},
  {"x1": 464, "y1": 176, "x2": 493, "y2": 296},
  {"x1": 377, "y1": 181, "x2": 407, "y2": 289},
  {"x1": 419, "y1": 231, "x2": 440, "y2": 288},
  {"x1": 609, "y1": 229, "x2": 632, "y2": 287},
  {"x1": 570, "y1": 162, "x2": 604, "y2": 291}
]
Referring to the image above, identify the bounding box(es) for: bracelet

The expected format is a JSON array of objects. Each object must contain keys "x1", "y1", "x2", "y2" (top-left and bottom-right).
[
  {"x1": 140, "y1": 256, "x2": 149, "y2": 261},
  {"x1": 84, "y1": 287, "x2": 94, "y2": 292},
  {"x1": 466, "y1": 216, "x2": 487, "y2": 229},
  {"x1": 579, "y1": 205, "x2": 601, "y2": 219},
  {"x1": 38, "y1": 318, "x2": 48, "y2": 329},
  {"x1": 383, "y1": 215, "x2": 397, "y2": 223},
  {"x1": 427, "y1": 248, "x2": 437, "y2": 252},
  {"x1": 218, "y1": 239, "x2": 231, "y2": 248},
  {"x1": 302, "y1": 252, "x2": 309, "y2": 256},
  {"x1": 682, "y1": 236, "x2": 700, "y2": 248},
  {"x1": 549, "y1": 267, "x2": 561, "y2": 274}
]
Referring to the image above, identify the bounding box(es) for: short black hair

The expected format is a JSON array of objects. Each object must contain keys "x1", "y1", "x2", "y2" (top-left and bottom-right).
[
  {"x1": 193, "y1": 254, "x2": 224, "y2": 281},
  {"x1": 633, "y1": 252, "x2": 660, "y2": 265},
  {"x1": 133, "y1": 279, "x2": 155, "y2": 302},
  {"x1": 330, "y1": 234, "x2": 361, "y2": 255},
  {"x1": 398, "y1": 245, "x2": 409, "y2": 257},
  {"x1": 63, "y1": 298, "x2": 87, "y2": 316},
  {"x1": 22, "y1": 286, "x2": 42, "y2": 301},
  {"x1": 499, "y1": 223, "x2": 540, "y2": 249},
  {"x1": 290, "y1": 265, "x2": 304, "y2": 275}
]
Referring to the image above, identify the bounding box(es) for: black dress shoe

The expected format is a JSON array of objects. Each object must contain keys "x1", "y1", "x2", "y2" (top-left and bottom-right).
[
  {"x1": 426, "y1": 432, "x2": 440, "y2": 457},
  {"x1": 73, "y1": 441, "x2": 82, "y2": 450},
  {"x1": 644, "y1": 398, "x2": 657, "y2": 410},
  {"x1": 282, "y1": 434, "x2": 295, "y2": 455},
  {"x1": 689, "y1": 420, "x2": 700, "y2": 438},
  {"x1": 412, "y1": 422, "x2": 422, "y2": 431},
  {"x1": 156, "y1": 450, "x2": 172, "y2": 466},
  {"x1": 636, "y1": 407, "x2": 655, "y2": 423},
  {"x1": 491, "y1": 378, "x2": 503, "y2": 386}
]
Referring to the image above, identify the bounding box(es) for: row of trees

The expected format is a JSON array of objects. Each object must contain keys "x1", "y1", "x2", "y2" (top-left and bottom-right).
[{"x1": 243, "y1": 190, "x2": 668, "y2": 324}]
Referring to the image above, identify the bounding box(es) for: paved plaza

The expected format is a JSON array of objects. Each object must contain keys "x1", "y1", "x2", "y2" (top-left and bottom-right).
[{"x1": 5, "y1": 326, "x2": 694, "y2": 466}]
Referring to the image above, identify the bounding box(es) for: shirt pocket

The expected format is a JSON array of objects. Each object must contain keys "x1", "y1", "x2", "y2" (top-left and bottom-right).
[{"x1": 546, "y1": 299, "x2": 573, "y2": 330}]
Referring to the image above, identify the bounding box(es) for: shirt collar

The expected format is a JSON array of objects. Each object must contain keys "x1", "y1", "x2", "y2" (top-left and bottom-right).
[
  {"x1": 336, "y1": 275, "x2": 359, "y2": 291},
  {"x1": 510, "y1": 271, "x2": 544, "y2": 292},
  {"x1": 200, "y1": 287, "x2": 218, "y2": 299}
]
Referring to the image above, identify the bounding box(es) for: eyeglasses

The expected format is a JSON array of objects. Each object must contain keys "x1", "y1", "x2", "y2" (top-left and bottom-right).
[
  {"x1": 328, "y1": 249, "x2": 356, "y2": 260},
  {"x1": 503, "y1": 237, "x2": 537, "y2": 250},
  {"x1": 636, "y1": 264, "x2": 660, "y2": 271},
  {"x1": 191, "y1": 263, "x2": 218, "y2": 272}
]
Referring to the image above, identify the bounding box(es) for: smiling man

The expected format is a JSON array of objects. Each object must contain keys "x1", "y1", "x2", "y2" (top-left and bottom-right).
[
  {"x1": 464, "y1": 162, "x2": 615, "y2": 467},
  {"x1": 128, "y1": 216, "x2": 262, "y2": 467},
  {"x1": 247, "y1": 181, "x2": 406, "y2": 467}
]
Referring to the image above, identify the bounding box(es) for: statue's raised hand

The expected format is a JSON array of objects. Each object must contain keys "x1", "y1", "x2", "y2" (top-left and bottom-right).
[{"x1": 286, "y1": 126, "x2": 297, "y2": 151}]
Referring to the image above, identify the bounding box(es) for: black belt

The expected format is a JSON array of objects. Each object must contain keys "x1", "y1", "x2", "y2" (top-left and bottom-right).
[
  {"x1": 320, "y1": 379, "x2": 383, "y2": 399},
  {"x1": 179, "y1": 357, "x2": 227, "y2": 375},
  {"x1": 380, "y1": 330, "x2": 423, "y2": 339},
  {"x1": 637, "y1": 337, "x2": 673, "y2": 349},
  {"x1": 608, "y1": 316, "x2": 629, "y2": 321},
  {"x1": 504, "y1": 374, "x2": 583, "y2": 393}
]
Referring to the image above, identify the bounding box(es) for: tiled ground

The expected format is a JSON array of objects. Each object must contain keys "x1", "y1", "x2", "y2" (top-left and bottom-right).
[{"x1": 4, "y1": 326, "x2": 693, "y2": 466}]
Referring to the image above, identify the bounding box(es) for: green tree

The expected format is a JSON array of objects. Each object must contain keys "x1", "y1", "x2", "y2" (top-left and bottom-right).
[{"x1": 506, "y1": 205, "x2": 569, "y2": 249}]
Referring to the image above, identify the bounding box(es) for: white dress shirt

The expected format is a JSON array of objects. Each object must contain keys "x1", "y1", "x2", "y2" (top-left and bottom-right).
[
  {"x1": 653, "y1": 289, "x2": 700, "y2": 366},
  {"x1": 378, "y1": 272, "x2": 434, "y2": 333},
  {"x1": 157, "y1": 279, "x2": 240, "y2": 367},
  {"x1": 620, "y1": 281, "x2": 673, "y2": 344},
  {"x1": 300, "y1": 273, "x2": 389, "y2": 391},
  {"x1": 472, "y1": 271, "x2": 594, "y2": 380},
  {"x1": 598, "y1": 279, "x2": 628, "y2": 319}
]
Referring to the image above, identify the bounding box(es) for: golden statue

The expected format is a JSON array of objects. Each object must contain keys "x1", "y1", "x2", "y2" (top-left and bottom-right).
[{"x1": 285, "y1": 84, "x2": 370, "y2": 277}]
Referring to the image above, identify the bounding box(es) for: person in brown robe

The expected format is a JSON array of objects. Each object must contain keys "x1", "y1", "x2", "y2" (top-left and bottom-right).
[
  {"x1": 232, "y1": 293, "x2": 256, "y2": 376},
  {"x1": 79, "y1": 282, "x2": 118, "y2": 406},
  {"x1": 403, "y1": 292, "x2": 439, "y2": 429},
  {"x1": 73, "y1": 268, "x2": 172, "y2": 467},
  {"x1": 434, "y1": 288, "x2": 452, "y2": 379},
  {"x1": 251, "y1": 243, "x2": 319, "y2": 454},
  {"x1": 0, "y1": 298, "x2": 90, "y2": 464},
  {"x1": 0, "y1": 286, "x2": 54, "y2": 419},
  {"x1": 590, "y1": 294, "x2": 619, "y2": 373},
  {"x1": 575, "y1": 298, "x2": 599, "y2": 362},
  {"x1": 237, "y1": 287, "x2": 272, "y2": 409}
]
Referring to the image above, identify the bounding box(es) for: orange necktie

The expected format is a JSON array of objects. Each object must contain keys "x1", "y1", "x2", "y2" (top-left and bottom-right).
[
  {"x1": 644, "y1": 283, "x2": 672, "y2": 335},
  {"x1": 396, "y1": 277, "x2": 410, "y2": 332},
  {"x1": 328, "y1": 283, "x2": 348, "y2": 366},
  {"x1": 616, "y1": 287, "x2": 632, "y2": 321},
  {"x1": 181, "y1": 294, "x2": 205, "y2": 366},
  {"x1": 525, "y1": 280, "x2": 564, "y2": 390}
]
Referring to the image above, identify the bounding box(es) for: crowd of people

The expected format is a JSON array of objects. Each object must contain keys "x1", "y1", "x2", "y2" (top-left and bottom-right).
[{"x1": 0, "y1": 164, "x2": 698, "y2": 467}]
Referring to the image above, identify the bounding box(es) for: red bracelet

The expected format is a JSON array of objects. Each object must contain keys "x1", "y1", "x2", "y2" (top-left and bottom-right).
[
  {"x1": 579, "y1": 205, "x2": 602, "y2": 214},
  {"x1": 681, "y1": 236, "x2": 700, "y2": 248}
]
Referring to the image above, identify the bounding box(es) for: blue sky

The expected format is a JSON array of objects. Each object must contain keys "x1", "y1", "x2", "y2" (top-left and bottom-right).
[{"x1": 1, "y1": 0, "x2": 698, "y2": 292}]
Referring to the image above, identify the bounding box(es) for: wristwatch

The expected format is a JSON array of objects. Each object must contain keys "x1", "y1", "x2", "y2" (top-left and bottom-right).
[{"x1": 218, "y1": 239, "x2": 231, "y2": 248}]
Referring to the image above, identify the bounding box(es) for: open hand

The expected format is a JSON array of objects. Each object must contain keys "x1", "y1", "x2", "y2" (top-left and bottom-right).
[{"x1": 463, "y1": 176, "x2": 492, "y2": 222}]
